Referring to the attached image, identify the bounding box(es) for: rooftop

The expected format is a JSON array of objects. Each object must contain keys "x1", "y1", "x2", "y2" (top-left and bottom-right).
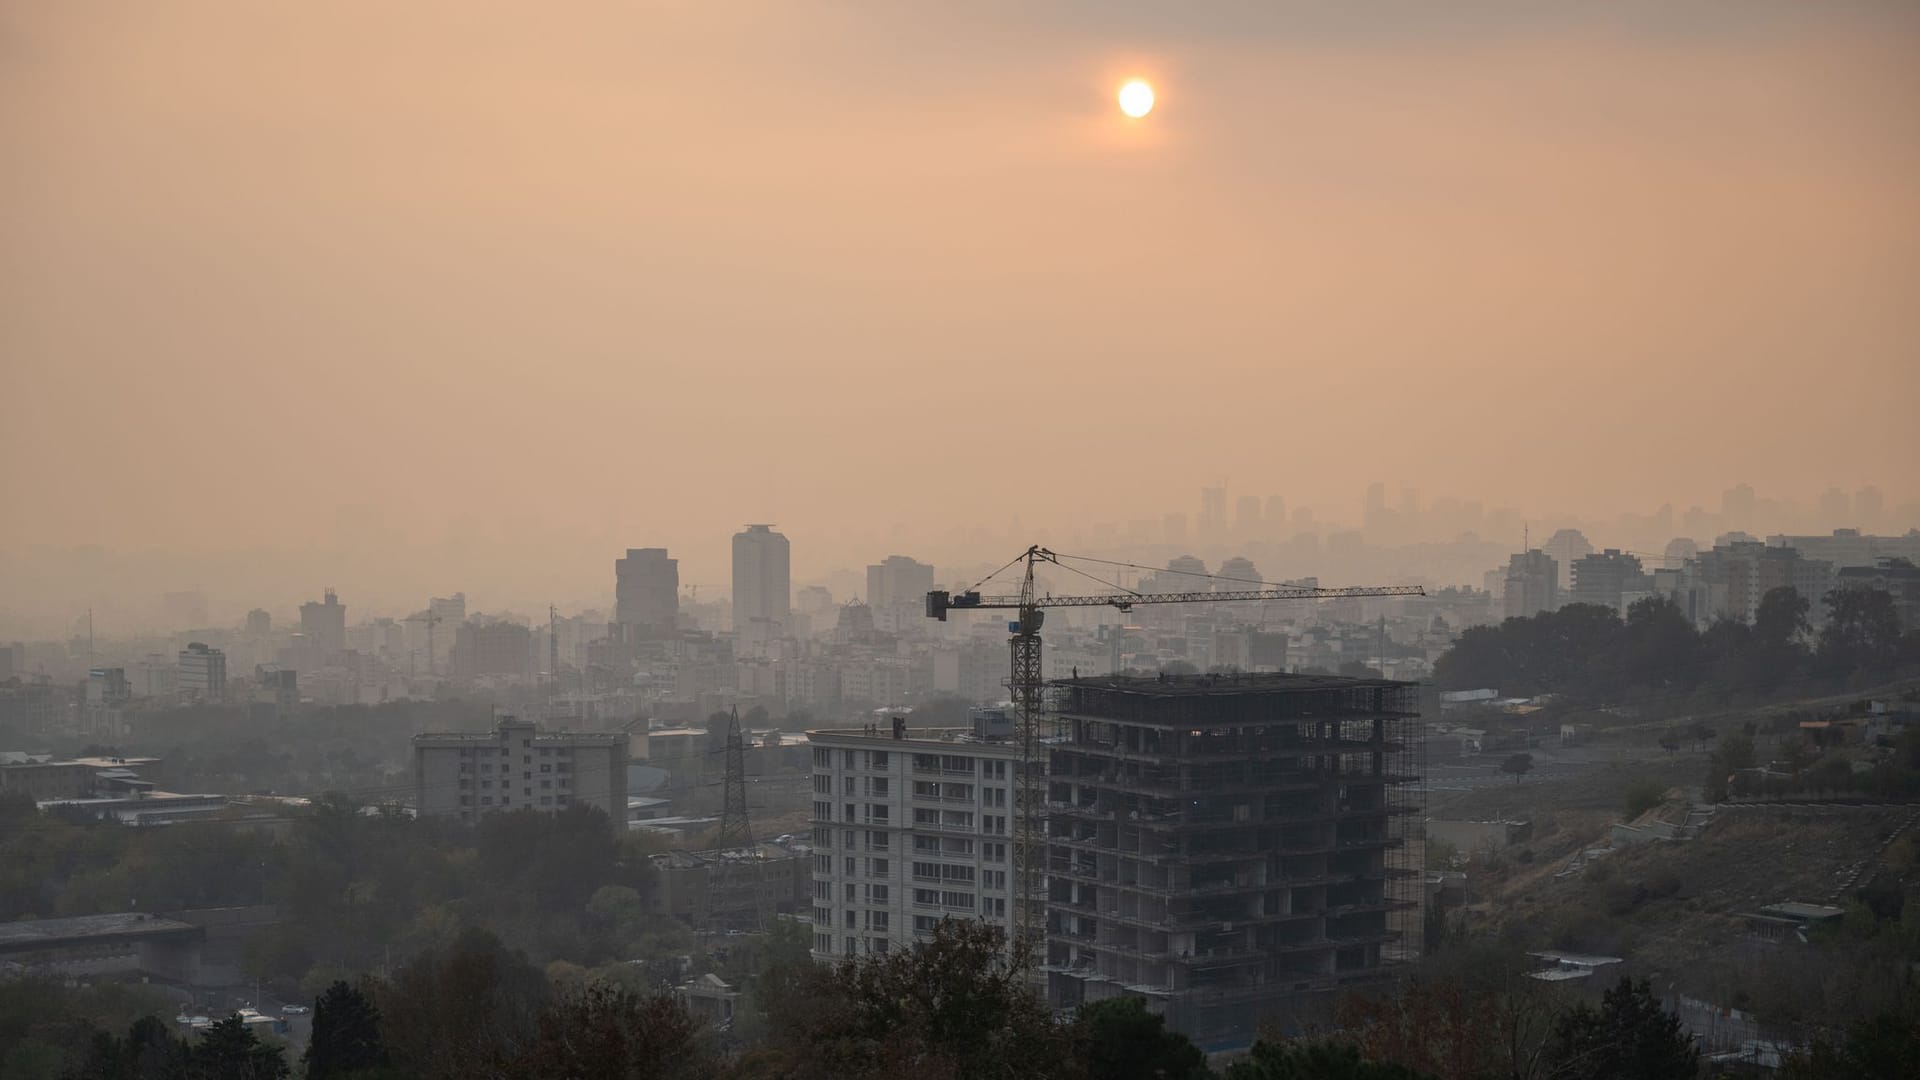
[
  {"x1": 1054, "y1": 671, "x2": 1411, "y2": 697},
  {"x1": 0, "y1": 912, "x2": 201, "y2": 953}
]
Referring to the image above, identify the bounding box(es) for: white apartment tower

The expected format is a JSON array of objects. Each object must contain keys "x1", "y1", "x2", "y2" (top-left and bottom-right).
[
  {"x1": 732, "y1": 525, "x2": 791, "y2": 655},
  {"x1": 808, "y1": 717, "x2": 1022, "y2": 961}
]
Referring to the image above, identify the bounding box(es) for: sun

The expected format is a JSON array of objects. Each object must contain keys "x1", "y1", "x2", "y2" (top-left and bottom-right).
[{"x1": 1117, "y1": 79, "x2": 1155, "y2": 119}]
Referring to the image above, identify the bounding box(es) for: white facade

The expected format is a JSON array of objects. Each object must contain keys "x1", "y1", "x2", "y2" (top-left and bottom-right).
[{"x1": 808, "y1": 726, "x2": 1020, "y2": 961}]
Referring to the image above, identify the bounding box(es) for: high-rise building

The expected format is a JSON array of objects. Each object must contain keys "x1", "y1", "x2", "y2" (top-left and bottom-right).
[
  {"x1": 1503, "y1": 550, "x2": 1558, "y2": 619},
  {"x1": 1044, "y1": 673, "x2": 1423, "y2": 1044},
  {"x1": 615, "y1": 549, "x2": 680, "y2": 637},
  {"x1": 413, "y1": 716, "x2": 628, "y2": 826},
  {"x1": 732, "y1": 526, "x2": 791, "y2": 653},
  {"x1": 1569, "y1": 550, "x2": 1647, "y2": 613},
  {"x1": 244, "y1": 609, "x2": 272, "y2": 636},
  {"x1": 177, "y1": 642, "x2": 227, "y2": 702},
  {"x1": 867, "y1": 555, "x2": 935, "y2": 634},
  {"x1": 807, "y1": 715, "x2": 1023, "y2": 961},
  {"x1": 1199, "y1": 487, "x2": 1228, "y2": 542},
  {"x1": 450, "y1": 620, "x2": 535, "y2": 679},
  {"x1": 1541, "y1": 529, "x2": 1594, "y2": 593},
  {"x1": 299, "y1": 589, "x2": 347, "y2": 655}
]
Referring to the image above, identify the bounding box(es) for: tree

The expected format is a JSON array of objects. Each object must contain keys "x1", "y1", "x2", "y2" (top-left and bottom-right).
[
  {"x1": 1818, "y1": 587, "x2": 1905, "y2": 679},
  {"x1": 1781, "y1": 1011, "x2": 1920, "y2": 1080},
  {"x1": 190, "y1": 1015, "x2": 290, "y2": 1080},
  {"x1": 1622, "y1": 778, "x2": 1665, "y2": 821},
  {"x1": 755, "y1": 919, "x2": 1073, "y2": 1080},
  {"x1": 1500, "y1": 754, "x2": 1533, "y2": 784},
  {"x1": 512, "y1": 985, "x2": 715, "y2": 1080},
  {"x1": 375, "y1": 927, "x2": 548, "y2": 1080},
  {"x1": 305, "y1": 980, "x2": 388, "y2": 1079},
  {"x1": 1543, "y1": 976, "x2": 1695, "y2": 1080},
  {"x1": 1223, "y1": 1040, "x2": 1433, "y2": 1080},
  {"x1": 1075, "y1": 997, "x2": 1209, "y2": 1080}
]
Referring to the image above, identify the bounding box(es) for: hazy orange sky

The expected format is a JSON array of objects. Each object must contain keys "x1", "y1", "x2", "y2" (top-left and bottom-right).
[{"x1": 4, "y1": 2, "x2": 1918, "y2": 618}]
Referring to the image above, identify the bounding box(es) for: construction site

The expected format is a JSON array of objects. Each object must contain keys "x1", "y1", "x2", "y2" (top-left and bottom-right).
[{"x1": 1042, "y1": 672, "x2": 1424, "y2": 1047}]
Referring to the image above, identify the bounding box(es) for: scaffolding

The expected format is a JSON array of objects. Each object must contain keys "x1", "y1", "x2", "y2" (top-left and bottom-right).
[{"x1": 1041, "y1": 673, "x2": 1425, "y2": 1046}]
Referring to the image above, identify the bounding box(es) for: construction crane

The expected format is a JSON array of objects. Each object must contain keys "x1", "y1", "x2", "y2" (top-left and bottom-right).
[{"x1": 926, "y1": 545, "x2": 1425, "y2": 965}]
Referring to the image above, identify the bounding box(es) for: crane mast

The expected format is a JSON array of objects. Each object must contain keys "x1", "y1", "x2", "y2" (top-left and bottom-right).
[{"x1": 927, "y1": 545, "x2": 1424, "y2": 968}]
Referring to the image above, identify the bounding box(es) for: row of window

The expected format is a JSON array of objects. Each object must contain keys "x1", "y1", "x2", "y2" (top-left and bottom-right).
[
  {"x1": 459, "y1": 761, "x2": 572, "y2": 774},
  {"x1": 457, "y1": 794, "x2": 572, "y2": 807},
  {"x1": 812, "y1": 749, "x2": 893, "y2": 770},
  {"x1": 458, "y1": 777, "x2": 571, "y2": 790},
  {"x1": 814, "y1": 933, "x2": 892, "y2": 957},
  {"x1": 458, "y1": 745, "x2": 572, "y2": 756}
]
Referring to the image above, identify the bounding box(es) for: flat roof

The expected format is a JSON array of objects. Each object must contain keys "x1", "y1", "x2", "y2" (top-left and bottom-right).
[
  {"x1": 0, "y1": 913, "x2": 201, "y2": 953},
  {"x1": 1054, "y1": 672, "x2": 1412, "y2": 696},
  {"x1": 807, "y1": 726, "x2": 1027, "y2": 752}
]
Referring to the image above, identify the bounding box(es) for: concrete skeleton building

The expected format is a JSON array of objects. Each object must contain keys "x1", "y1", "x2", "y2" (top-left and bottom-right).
[
  {"x1": 807, "y1": 717, "x2": 1024, "y2": 961},
  {"x1": 1043, "y1": 673, "x2": 1423, "y2": 1047},
  {"x1": 412, "y1": 716, "x2": 628, "y2": 826}
]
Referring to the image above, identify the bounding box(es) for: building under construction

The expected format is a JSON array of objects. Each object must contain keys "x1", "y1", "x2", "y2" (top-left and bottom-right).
[{"x1": 1043, "y1": 672, "x2": 1423, "y2": 1048}]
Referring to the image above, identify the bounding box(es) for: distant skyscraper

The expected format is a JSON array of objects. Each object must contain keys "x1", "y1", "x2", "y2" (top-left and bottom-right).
[
  {"x1": 1263, "y1": 495, "x2": 1287, "y2": 537},
  {"x1": 1569, "y1": 550, "x2": 1647, "y2": 614},
  {"x1": 732, "y1": 526, "x2": 791, "y2": 652},
  {"x1": 615, "y1": 549, "x2": 679, "y2": 636},
  {"x1": 1541, "y1": 529, "x2": 1594, "y2": 593},
  {"x1": 245, "y1": 608, "x2": 271, "y2": 636},
  {"x1": 1504, "y1": 550, "x2": 1559, "y2": 619},
  {"x1": 1198, "y1": 486, "x2": 1228, "y2": 541},
  {"x1": 867, "y1": 555, "x2": 935, "y2": 635},
  {"x1": 299, "y1": 589, "x2": 347, "y2": 654},
  {"x1": 1662, "y1": 538, "x2": 1698, "y2": 570}
]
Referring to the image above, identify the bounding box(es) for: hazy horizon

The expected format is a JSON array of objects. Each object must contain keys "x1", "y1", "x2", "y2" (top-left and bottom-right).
[{"x1": 5, "y1": 2, "x2": 1918, "y2": 633}]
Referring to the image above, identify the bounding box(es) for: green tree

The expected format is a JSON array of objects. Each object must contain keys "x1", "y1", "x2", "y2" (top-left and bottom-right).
[
  {"x1": 1818, "y1": 587, "x2": 1905, "y2": 679},
  {"x1": 1075, "y1": 997, "x2": 1209, "y2": 1080},
  {"x1": 756, "y1": 919, "x2": 1073, "y2": 1080},
  {"x1": 1543, "y1": 976, "x2": 1695, "y2": 1080},
  {"x1": 304, "y1": 980, "x2": 388, "y2": 1079},
  {"x1": 1500, "y1": 753, "x2": 1533, "y2": 784},
  {"x1": 511, "y1": 985, "x2": 715, "y2": 1080},
  {"x1": 1623, "y1": 778, "x2": 1665, "y2": 821},
  {"x1": 1222, "y1": 1040, "x2": 1432, "y2": 1080},
  {"x1": 189, "y1": 1015, "x2": 289, "y2": 1080}
]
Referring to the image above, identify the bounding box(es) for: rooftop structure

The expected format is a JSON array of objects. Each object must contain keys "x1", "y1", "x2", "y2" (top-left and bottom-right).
[{"x1": 1042, "y1": 672, "x2": 1424, "y2": 1047}]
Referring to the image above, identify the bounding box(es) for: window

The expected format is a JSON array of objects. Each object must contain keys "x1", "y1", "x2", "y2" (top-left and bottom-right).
[
  {"x1": 539, "y1": 796, "x2": 552, "y2": 805},
  {"x1": 866, "y1": 831, "x2": 889, "y2": 851},
  {"x1": 868, "y1": 884, "x2": 889, "y2": 902},
  {"x1": 985, "y1": 842, "x2": 1006, "y2": 862},
  {"x1": 866, "y1": 804, "x2": 889, "y2": 823},
  {"x1": 843, "y1": 750, "x2": 856, "y2": 768},
  {"x1": 814, "y1": 748, "x2": 832, "y2": 768},
  {"x1": 815, "y1": 933, "x2": 833, "y2": 953},
  {"x1": 843, "y1": 830, "x2": 856, "y2": 850},
  {"x1": 914, "y1": 916, "x2": 939, "y2": 932},
  {"x1": 913, "y1": 889, "x2": 941, "y2": 906},
  {"x1": 556, "y1": 795, "x2": 570, "y2": 805},
  {"x1": 815, "y1": 881, "x2": 831, "y2": 900},
  {"x1": 940, "y1": 755, "x2": 973, "y2": 774},
  {"x1": 459, "y1": 762, "x2": 472, "y2": 774},
  {"x1": 813, "y1": 801, "x2": 832, "y2": 822},
  {"x1": 522, "y1": 739, "x2": 531, "y2": 748},
  {"x1": 913, "y1": 781, "x2": 940, "y2": 799},
  {"x1": 868, "y1": 911, "x2": 890, "y2": 931},
  {"x1": 845, "y1": 857, "x2": 857, "y2": 875},
  {"x1": 985, "y1": 787, "x2": 1006, "y2": 807},
  {"x1": 941, "y1": 865, "x2": 975, "y2": 883},
  {"x1": 541, "y1": 780, "x2": 552, "y2": 789},
  {"x1": 941, "y1": 891, "x2": 975, "y2": 910},
  {"x1": 459, "y1": 795, "x2": 472, "y2": 806},
  {"x1": 813, "y1": 775, "x2": 831, "y2": 794},
  {"x1": 843, "y1": 776, "x2": 856, "y2": 795},
  {"x1": 870, "y1": 858, "x2": 889, "y2": 877},
  {"x1": 481, "y1": 780, "x2": 493, "y2": 789},
  {"x1": 558, "y1": 777, "x2": 570, "y2": 788},
  {"x1": 541, "y1": 764, "x2": 553, "y2": 774},
  {"x1": 984, "y1": 870, "x2": 1006, "y2": 890},
  {"x1": 481, "y1": 763, "x2": 493, "y2": 773},
  {"x1": 912, "y1": 754, "x2": 940, "y2": 773},
  {"x1": 815, "y1": 855, "x2": 832, "y2": 875},
  {"x1": 844, "y1": 803, "x2": 856, "y2": 823},
  {"x1": 539, "y1": 747, "x2": 551, "y2": 756},
  {"x1": 868, "y1": 751, "x2": 889, "y2": 769},
  {"x1": 812, "y1": 827, "x2": 832, "y2": 848},
  {"x1": 845, "y1": 883, "x2": 857, "y2": 902},
  {"x1": 873, "y1": 939, "x2": 889, "y2": 954},
  {"x1": 868, "y1": 777, "x2": 889, "y2": 797},
  {"x1": 481, "y1": 796, "x2": 493, "y2": 805},
  {"x1": 459, "y1": 779, "x2": 471, "y2": 790},
  {"x1": 913, "y1": 835, "x2": 940, "y2": 853},
  {"x1": 845, "y1": 909, "x2": 856, "y2": 928},
  {"x1": 913, "y1": 861, "x2": 940, "y2": 881}
]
